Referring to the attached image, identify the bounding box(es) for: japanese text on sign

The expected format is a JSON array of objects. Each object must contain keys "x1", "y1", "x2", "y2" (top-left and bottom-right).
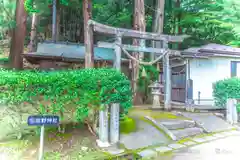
[{"x1": 28, "y1": 115, "x2": 59, "y2": 126}]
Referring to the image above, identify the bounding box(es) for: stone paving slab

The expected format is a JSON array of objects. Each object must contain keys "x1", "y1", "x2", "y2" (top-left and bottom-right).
[
  {"x1": 155, "y1": 146, "x2": 173, "y2": 153},
  {"x1": 183, "y1": 141, "x2": 196, "y2": 146},
  {"x1": 120, "y1": 119, "x2": 171, "y2": 150},
  {"x1": 138, "y1": 149, "x2": 157, "y2": 158},
  {"x1": 168, "y1": 143, "x2": 186, "y2": 149},
  {"x1": 159, "y1": 119, "x2": 195, "y2": 130},
  {"x1": 212, "y1": 133, "x2": 226, "y2": 138},
  {"x1": 181, "y1": 112, "x2": 234, "y2": 133},
  {"x1": 230, "y1": 130, "x2": 240, "y2": 135},
  {"x1": 171, "y1": 135, "x2": 240, "y2": 160},
  {"x1": 203, "y1": 136, "x2": 217, "y2": 141},
  {"x1": 221, "y1": 132, "x2": 235, "y2": 136},
  {"x1": 144, "y1": 116, "x2": 177, "y2": 140},
  {"x1": 171, "y1": 127, "x2": 204, "y2": 140},
  {"x1": 192, "y1": 137, "x2": 208, "y2": 143},
  {"x1": 222, "y1": 130, "x2": 240, "y2": 136}
]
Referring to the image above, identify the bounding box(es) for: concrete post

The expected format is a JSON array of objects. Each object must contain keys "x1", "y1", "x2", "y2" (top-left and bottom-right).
[
  {"x1": 96, "y1": 105, "x2": 110, "y2": 147},
  {"x1": 164, "y1": 52, "x2": 171, "y2": 110},
  {"x1": 110, "y1": 103, "x2": 120, "y2": 144},
  {"x1": 114, "y1": 35, "x2": 122, "y2": 70},
  {"x1": 226, "y1": 99, "x2": 238, "y2": 124}
]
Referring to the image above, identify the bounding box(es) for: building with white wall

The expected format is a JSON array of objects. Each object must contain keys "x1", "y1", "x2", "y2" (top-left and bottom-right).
[{"x1": 180, "y1": 43, "x2": 240, "y2": 107}]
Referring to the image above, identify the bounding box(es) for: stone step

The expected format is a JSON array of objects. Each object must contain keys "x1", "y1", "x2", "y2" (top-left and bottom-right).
[
  {"x1": 160, "y1": 120, "x2": 196, "y2": 130},
  {"x1": 171, "y1": 127, "x2": 204, "y2": 140}
]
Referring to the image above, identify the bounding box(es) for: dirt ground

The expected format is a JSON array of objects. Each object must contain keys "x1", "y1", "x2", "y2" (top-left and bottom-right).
[{"x1": 0, "y1": 125, "x2": 105, "y2": 160}]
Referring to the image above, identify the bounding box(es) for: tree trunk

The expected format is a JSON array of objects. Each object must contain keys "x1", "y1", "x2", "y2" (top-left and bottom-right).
[
  {"x1": 151, "y1": 0, "x2": 165, "y2": 105},
  {"x1": 83, "y1": 0, "x2": 94, "y2": 68},
  {"x1": 152, "y1": 0, "x2": 165, "y2": 53},
  {"x1": 56, "y1": 0, "x2": 60, "y2": 41},
  {"x1": 176, "y1": 0, "x2": 182, "y2": 49},
  {"x1": 28, "y1": 13, "x2": 38, "y2": 52},
  {"x1": 132, "y1": 0, "x2": 146, "y2": 105},
  {"x1": 9, "y1": 0, "x2": 27, "y2": 69}
]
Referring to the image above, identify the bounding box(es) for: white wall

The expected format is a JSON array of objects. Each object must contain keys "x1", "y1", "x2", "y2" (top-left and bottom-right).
[{"x1": 189, "y1": 57, "x2": 240, "y2": 106}]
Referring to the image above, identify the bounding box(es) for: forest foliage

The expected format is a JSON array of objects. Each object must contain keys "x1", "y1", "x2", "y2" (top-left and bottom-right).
[{"x1": 0, "y1": 0, "x2": 240, "y2": 47}]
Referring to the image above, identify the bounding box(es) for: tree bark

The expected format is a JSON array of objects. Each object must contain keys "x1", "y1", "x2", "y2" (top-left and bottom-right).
[
  {"x1": 152, "y1": 0, "x2": 165, "y2": 53},
  {"x1": 83, "y1": 0, "x2": 94, "y2": 68},
  {"x1": 132, "y1": 0, "x2": 146, "y2": 105},
  {"x1": 176, "y1": 0, "x2": 182, "y2": 49},
  {"x1": 9, "y1": 0, "x2": 27, "y2": 69},
  {"x1": 28, "y1": 13, "x2": 38, "y2": 52},
  {"x1": 52, "y1": 0, "x2": 57, "y2": 41},
  {"x1": 56, "y1": 0, "x2": 60, "y2": 41},
  {"x1": 151, "y1": 0, "x2": 165, "y2": 104}
]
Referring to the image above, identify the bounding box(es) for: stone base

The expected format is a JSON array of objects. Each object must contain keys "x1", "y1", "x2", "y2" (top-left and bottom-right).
[
  {"x1": 152, "y1": 95, "x2": 162, "y2": 109},
  {"x1": 96, "y1": 139, "x2": 111, "y2": 148}
]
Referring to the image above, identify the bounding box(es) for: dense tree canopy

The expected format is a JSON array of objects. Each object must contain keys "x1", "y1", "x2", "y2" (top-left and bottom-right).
[{"x1": 0, "y1": 0, "x2": 240, "y2": 47}]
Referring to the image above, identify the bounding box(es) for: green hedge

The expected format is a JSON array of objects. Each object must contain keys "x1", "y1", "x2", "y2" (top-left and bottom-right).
[
  {"x1": 0, "y1": 68, "x2": 132, "y2": 122},
  {"x1": 213, "y1": 77, "x2": 240, "y2": 108},
  {"x1": 0, "y1": 57, "x2": 9, "y2": 63}
]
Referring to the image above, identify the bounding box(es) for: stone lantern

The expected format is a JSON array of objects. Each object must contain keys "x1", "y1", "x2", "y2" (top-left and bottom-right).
[{"x1": 149, "y1": 81, "x2": 164, "y2": 109}]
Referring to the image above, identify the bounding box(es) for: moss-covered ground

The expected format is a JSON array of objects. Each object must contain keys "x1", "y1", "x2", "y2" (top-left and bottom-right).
[{"x1": 128, "y1": 108, "x2": 189, "y2": 120}]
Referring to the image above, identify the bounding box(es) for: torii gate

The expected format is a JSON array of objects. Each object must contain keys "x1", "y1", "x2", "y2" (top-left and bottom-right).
[
  {"x1": 85, "y1": 20, "x2": 188, "y2": 107},
  {"x1": 85, "y1": 20, "x2": 189, "y2": 147}
]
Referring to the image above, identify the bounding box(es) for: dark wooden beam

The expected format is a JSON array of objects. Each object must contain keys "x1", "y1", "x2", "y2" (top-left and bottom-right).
[{"x1": 89, "y1": 20, "x2": 189, "y2": 42}]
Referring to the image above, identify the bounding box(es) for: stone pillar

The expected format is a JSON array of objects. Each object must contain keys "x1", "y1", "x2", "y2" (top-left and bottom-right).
[
  {"x1": 96, "y1": 105, "x2": 110, "y2": 147},
  {"x1": 110, "y1": 103, "x2": 120, "y2": 144},
  {"x1": 152, "y1": 95, "x2": 162, "y2": 109},
  {"x1": 226, "y1": 99, "x2": 238, "y2": 124},
  {"x1": 186, "y1": 79, "x2": 194, "y2": 112},
  {"x1": 164, "y1": 52, "x2": 171, "y2": 110}
]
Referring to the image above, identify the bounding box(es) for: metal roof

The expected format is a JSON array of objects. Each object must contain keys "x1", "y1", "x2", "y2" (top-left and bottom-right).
[
  {"x1": 23, "y1": 41, "x2": 115, "y2": 64},
  {"x1": 181, "y1": 43, "x2": 240, "y2": 58}
]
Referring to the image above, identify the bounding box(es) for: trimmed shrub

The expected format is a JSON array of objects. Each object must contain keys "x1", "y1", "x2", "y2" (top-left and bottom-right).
[
  {"x1": 120, "y1": 116, "x2": 137, "y2": 134},
  {"x1": 237, "y1": 104, "x2": 240, "y2": 113},
  {"x1": 0, "y1": 58, "x2": 9, "y2": 64},
  {"x1": 213, "y1": 77, "x2": 240, "y2": 108},
  {"x1": 0, "y1": 57, "x2": 9, "y2": 62},
  {"x1": 0, "y1": 68, "x2": 132, "y2": 123}
]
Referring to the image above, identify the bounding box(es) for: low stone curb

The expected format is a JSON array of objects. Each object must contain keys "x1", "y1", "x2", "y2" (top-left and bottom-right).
[
  {"x1": 144, "y1": 116, "x2": 177, "y2": 141},
  {"x1": 135, "y1": 130, "x2": 240, "y2": 158},
  {"x1": 103, "y1": 130, "x2": 240, "y2": 159}
]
